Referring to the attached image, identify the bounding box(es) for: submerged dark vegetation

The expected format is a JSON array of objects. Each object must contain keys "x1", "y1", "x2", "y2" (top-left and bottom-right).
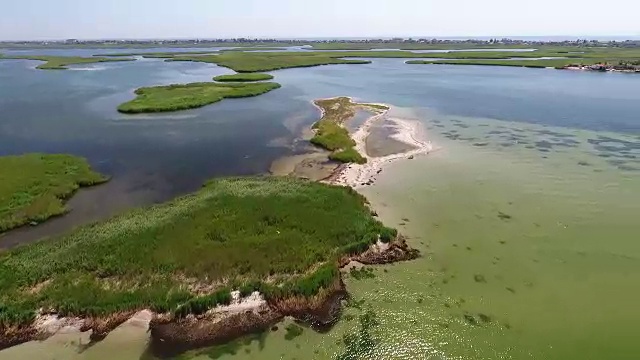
[
  {"x1": 117, "y1": 81, "x2": 281, "y2": 113},
  {"x1": 0, "y1": 177, "x2": 396, "y2": 327},
  {"x1": 0, "y1": 154, "x2": 108, "y2": 233},
  {"x1": 0, "y1": 55, "x2": 135, "y2": 70}
]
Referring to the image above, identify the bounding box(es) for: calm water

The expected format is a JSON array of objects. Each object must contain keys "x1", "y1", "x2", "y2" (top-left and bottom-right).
[
  {"x1": 0, "y1": 53, "x2": 639, "y2": 359},
  {"x1": 0, "y1": 56, "x2": 316, "y2": 246}
]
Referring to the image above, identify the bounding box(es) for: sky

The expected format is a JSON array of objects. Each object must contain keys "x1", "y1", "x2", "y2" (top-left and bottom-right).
[{"x1": 1, "y1": 0, "x2": 639, "y2": 41}]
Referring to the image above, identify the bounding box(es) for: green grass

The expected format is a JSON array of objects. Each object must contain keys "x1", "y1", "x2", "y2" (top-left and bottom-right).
[
  {"x1": 162, "y1": 50, "x2": 584, "y2": 73},
  {"x1": 213, "y1": 73, "x2": 274, "y2": 82},
  {"x1": 117, "y1": 81, "x2": 281, "y2": 113},
  {"x1": 0, "y1": 177, "x2": 395, "y2": 326},
  {"x1": 168, "y1": 53, "x2": 371, "y2": 72},
  {"x1": 1, "y1": 55, "x2": 135, "y2": 70},
  {"x1": 406, "y1": 58, "x2": 608, "y2": 69},
  {"x1": 0, "y1": 154, "x2": 108, "y2": 233},
  {"x1": 406, "y1": 47, "x2": 640, "y2": 69},
  {"x1": 310, "y1": 97, "x2": 376, "y2": 164},
  {"x1": 329, "y1": 148, "x2": 367, "y2": 164},
  {"x1": 309, "y1": 42, "x2": 535, "y2": 50}
]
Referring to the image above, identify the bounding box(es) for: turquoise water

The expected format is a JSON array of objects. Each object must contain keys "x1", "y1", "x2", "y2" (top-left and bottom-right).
[{"x1": 0, "y1": 53, "x2": 638, "y2": 359}]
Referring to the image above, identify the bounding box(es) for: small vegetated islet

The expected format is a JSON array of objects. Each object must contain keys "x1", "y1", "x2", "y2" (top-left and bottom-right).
[
  {"x1": 213, "y1": 73, "x2": 274, "y2": 82},
  {"x1": 117, "y1": 81, "x2": 281, "y2": 113}
]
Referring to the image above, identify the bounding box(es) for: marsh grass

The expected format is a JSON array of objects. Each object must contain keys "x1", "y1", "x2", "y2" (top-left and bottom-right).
[
  {"x1": 406, "y1": 58, "x2": 632, "y2": 69},
  {"x1": 168, "y1": 53, "x2": 371, "y2": 72},
  {"x1": 2, "y1": 55, "x2": 135, "y2": 70},
  {"x1": 117, "y1": 81, "x2": 281, "y2": 113},
  {"x1": 311, "y1": 97, "x2": 371, "y2": 164},
  {"x1": 0, "y1": 177, "x2": 395, "y2": 325},
  {"x1": 163, "y1": 49, "x2": 606, "y2": 73},
  {"x1": 213, "y1": 73, "x2": 274, "y2": 82},
  {"x1": 0, "y1": 154, "x2": 107, "y2": 232},
  {"x1": 329, "y1": 148, "x2": 367, "y2": 164}
]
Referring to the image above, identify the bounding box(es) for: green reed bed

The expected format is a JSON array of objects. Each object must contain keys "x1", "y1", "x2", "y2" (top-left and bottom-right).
[
  {"x1": 0, "y1": 177, "x2": 394, "y2": 325},
  {"x1": 117, "y1": 81, "x2": 281, "y2": 113},
  {"x1": 213, "y1": 73, "x2": 274, "y2": 82},
  {"x1": 1, "y1": 55, "x2": 135, "y2": 70},
  {"x1": 0, "y1": 154, "x2": 107, "y2": 233}
]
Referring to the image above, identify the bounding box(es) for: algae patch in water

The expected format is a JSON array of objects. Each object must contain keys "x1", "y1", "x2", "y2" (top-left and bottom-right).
[
  {"x1": 349, "y1": 267, "x2": 376, "y2": 280},
  {"x1": 284, "y1": 324, "x2": 304, "y2": 341}
]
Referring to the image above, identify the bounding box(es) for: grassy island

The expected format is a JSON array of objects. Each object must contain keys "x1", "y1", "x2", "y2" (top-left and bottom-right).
[
  {"x1": 0, "y1": 177, "x2": 396, "y2": 327},
  {"x1": 168, "y1": 53, "x2": 371, "y2": 72},
  {"x1": 1, "y1": 55, "x2": 135, "y2": 70},
  {"x1": 117, "y1": 81, "x2": 281, "y2": 113},
  {"x1": 311, "y1": 97, "x2": 388, "y2": 164},
  {"x1": 0, "y1": 154, "x2": 108, "y2": 233},
  {"x1": 213, "y1": 73, "x2": 274, "y2": 82}
]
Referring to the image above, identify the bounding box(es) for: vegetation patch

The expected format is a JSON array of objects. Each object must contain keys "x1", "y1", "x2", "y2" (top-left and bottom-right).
[
  {"x1": 407, "y1": 57, "x2": 639, "y2": 70},
  {"x1": 163, "y1": 49, "x2": 598, "y2": 73},
  {"x1": 0, "y1": 177, "x2": 396, "y2": 326},
  {"x1": 213, "y1": 73, "x2": 274, "y2": 82},
  {"x1": 0, "y1": 154, "x2": 108, "y2": 232},
  {"x1": 329, "y1": 148, "x2": 367, "y2": 164},
  {"x1": 117, "y1": 81, "x2": 281, "y2": 113},
  {"x1": 310, "y1": 42, "x2": 534, "y2": 50},
  {"x1": 310, "y1": 97, "x2": 384, "y2": 164},
  {"x1": 168, "y1": 53, "x2": 371, "y2": 72},
  {"x1": 349, "y1": 267, "x2": 376, "y2": 280},
  {"x1": 1, "y1": 55, "x2": 135, "y2": 70},
  {"x1": 284, "y1": 323, "x2": 304, "y2": 340}
]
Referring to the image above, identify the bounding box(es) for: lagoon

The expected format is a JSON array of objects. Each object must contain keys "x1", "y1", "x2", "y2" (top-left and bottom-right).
[{"x1": 0, "y1": 50, "x2": 638, "y2": 359}]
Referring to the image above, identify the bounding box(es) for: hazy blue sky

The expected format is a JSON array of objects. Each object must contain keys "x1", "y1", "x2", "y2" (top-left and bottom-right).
[{"x1": 2, "y1": 0, "x2": 639, "y2": 40}]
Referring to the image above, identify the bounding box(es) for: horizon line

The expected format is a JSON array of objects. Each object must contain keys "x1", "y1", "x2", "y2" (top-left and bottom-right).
[{"x1": 2, "y1": 35, "x2": 640, "y2": 42}]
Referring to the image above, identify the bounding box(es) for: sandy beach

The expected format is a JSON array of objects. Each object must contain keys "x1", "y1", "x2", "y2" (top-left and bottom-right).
[{"x1": 325, "y1": 102, "x2": 436, "y2": 189}]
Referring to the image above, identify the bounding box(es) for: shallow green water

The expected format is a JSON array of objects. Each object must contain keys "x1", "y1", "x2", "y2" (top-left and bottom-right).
[
  {"x1": 2, "y1": 109, "x2": 639, "y2": 360},
  {"x1": 178, "y1": 113, "x2": 640, "y2": 360}
]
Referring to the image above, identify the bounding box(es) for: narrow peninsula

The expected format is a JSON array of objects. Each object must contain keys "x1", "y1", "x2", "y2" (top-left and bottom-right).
[{"x1": 0, "y1": 154, "x2": 108, "y2": 232}]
